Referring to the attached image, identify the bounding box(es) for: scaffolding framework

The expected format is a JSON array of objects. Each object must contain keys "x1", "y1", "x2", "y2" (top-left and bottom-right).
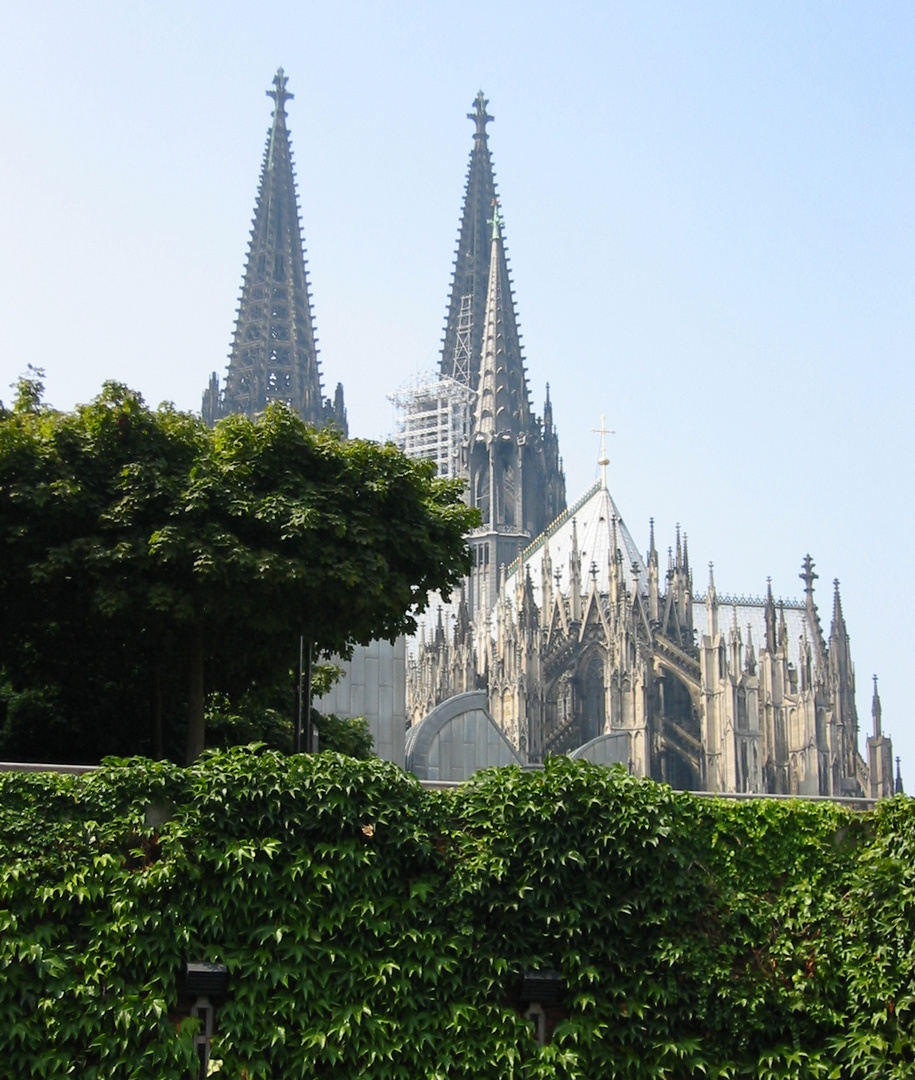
[{"x1": 389, "y1": 374, "x2": 475, "y2": 479}]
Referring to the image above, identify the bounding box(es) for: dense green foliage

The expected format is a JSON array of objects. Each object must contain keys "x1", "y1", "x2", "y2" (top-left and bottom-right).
[
  {"x1": 313, "y1": 713, "x2": 375, "y2": 759},
  {"x1": 0, "y1": 377, "x2": 476, "y2": 763},
  {"x1": 0, "y1": 753, "x2": 912, "y2": 1077}
]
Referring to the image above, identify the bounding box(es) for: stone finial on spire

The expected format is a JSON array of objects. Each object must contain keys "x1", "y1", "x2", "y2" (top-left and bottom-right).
[
  {"x1": 267, "y1": 67, "x2": 294, "y2": 115},
  {"x1": 800, "y1": 553, "x2": 818, "y2": 596},
  {"x1": 778, "y1": 601, "x2": 788, "y2": 651},
  {"x1": 872, "y1": 674, "x2": 883, "y2": 739},
  {"x1": 896, "y1": 756, "x2": 905, "y2": 795},
  {"x1": 831, "y1": 578, "x2": 846, "y2": 636},
  {"x1": 745, "y1": 623, "x2": 757, "y2": 675},
  {"x1": 706, "y1": 561, "x2": 719, "y2": 639},
  {"x1": 468, "y1": 90, "x2": 494, "y2": 139}
]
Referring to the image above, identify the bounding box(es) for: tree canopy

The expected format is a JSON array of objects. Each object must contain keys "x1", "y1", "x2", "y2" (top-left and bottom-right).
[{"x1": 0, "y1": 377, "x2": 477, "y2": 762}]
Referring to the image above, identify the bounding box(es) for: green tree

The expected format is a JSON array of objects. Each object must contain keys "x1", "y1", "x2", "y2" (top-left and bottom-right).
[{"x1": 0, "y1": 381, "x2": 477, "y2": 763}]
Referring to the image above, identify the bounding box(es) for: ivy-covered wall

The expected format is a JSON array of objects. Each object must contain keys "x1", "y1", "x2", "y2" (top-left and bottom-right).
[{"x1": 1, "y1": 750, "x2": 913, "y2": 1079}]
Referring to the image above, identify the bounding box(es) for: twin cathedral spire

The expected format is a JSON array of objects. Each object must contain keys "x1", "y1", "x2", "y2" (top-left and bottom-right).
[
  {"x1": 202, "y1": 79, "x2": 564, "y2": 558},
  {"x1": 199, "y1": 73, "x2": 897, "y2": 800},
  {"x1": 203, "y1": 70, "x2": 346, "y2": 432},
  {"x1": 205, "y1": 75, "x2": 566, "y2": 618}
]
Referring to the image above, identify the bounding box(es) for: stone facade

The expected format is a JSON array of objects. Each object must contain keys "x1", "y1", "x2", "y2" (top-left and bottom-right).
[{"x1": 409, "y1": 477, "x2": 896, "y2": 798}]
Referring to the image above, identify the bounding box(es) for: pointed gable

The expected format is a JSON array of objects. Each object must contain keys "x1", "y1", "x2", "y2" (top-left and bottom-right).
[{"x1": 503, "y1": 481, "x2": 648, "y2": 610}]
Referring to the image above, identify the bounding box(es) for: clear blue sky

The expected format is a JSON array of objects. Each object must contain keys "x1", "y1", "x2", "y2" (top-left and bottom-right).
[{"x1": 1, "y1": 2, "x2": 913, "y2": 774}]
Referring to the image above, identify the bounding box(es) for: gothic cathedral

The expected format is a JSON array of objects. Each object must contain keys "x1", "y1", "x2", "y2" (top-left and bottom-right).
[
  {"x1": 403, "y1": 93, "x2": 897, "y2": 800},
  {"x1": 205, "y1": 74, "x2": 897, "y2": 799}
]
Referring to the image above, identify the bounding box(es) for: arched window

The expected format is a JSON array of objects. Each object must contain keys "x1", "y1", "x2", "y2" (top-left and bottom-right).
[{"x1": 582, "y1": 656, "x2": 605, "y2": 743}]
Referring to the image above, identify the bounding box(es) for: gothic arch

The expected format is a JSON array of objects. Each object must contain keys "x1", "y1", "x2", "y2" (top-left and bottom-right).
[{"x1": 580, "y1": 653, "x2": 606, "y2": 744}]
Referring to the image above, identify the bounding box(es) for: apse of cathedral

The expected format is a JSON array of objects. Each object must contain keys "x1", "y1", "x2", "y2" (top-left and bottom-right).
[{"x1": 402, "y1": 92, "x2": 898, "y2": 800}]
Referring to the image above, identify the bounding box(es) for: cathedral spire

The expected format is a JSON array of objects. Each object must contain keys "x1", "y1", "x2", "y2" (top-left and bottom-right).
[
  {"x1": 440, "y1": 92, "x2": 500, "y2": 387},
  {"x1": 204, "y1": 69, "x2": 344, "y2": 431},
  {"x1": 872, "y1": 674, "x2": 882, "y2": 739},
  {"x1": 473, "y1": 201, "x2": 530, "y2": 437}
]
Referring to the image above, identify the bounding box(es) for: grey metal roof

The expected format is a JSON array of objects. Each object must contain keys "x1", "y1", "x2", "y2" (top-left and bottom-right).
[{"x1": 503, "y1": 481, "x2": 649, "y2": 606}]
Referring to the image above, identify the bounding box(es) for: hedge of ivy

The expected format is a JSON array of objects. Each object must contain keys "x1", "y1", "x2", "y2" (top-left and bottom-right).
[{"x1": 1, "y1": 749, "x2": 913, "y2": 1078}]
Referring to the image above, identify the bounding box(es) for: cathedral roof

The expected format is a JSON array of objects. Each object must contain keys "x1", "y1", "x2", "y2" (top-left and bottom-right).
[
  {"x1": 700, "y1": 595, "x2": 810, "y2": 671},
  {"x1": 503, "y1": 480, "x2": 649, "y2": 607}
]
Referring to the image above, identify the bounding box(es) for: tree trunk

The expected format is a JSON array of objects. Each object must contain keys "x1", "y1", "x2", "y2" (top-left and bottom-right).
[
  {"x1": 294, "y1": 636, "x2": 304, "y2": 753},
  {"x1": 185, "y1": 624, "x2": 205, "y2": 764},
  {"x1": 152, "y1": 660, "x2": 163, "y2": 760},
  {"x1": 303, "y1": 640, "x2": 313, "y2": 752}
]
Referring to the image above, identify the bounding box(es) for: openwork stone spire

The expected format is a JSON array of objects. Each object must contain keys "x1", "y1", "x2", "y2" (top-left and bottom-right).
[
  {"x1": 474, "y1": 204, "x2": 530, "y2": 437},
  {"x1": 439, "y1": 91, "x2": 502, "y2": 388},
  {"x1": 203, "y1": 69, "x2": 346, "y2": 432}
]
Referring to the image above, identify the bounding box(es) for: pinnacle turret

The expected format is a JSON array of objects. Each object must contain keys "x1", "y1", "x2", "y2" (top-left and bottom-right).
[
  {"x1": 706, "y1": 561, "x2": 718, "y2": 639},
  {"x1": 203, "y1": 69, "x2": 345, "y2": 432},
  {"x1": 830, "y1": 578, "x2": 847, "y2": 638},
  {"x1": 764, "y1": 578, "x2": 777, "y2": 654},
  {"x1": 872, "y1": 674, "x2": 882, "y2": 739}
]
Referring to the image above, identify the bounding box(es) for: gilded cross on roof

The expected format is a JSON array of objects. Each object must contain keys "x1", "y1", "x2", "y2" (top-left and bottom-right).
[
  {"x1": 591, "y1": 415, "x2": 616, "y2": 490},
  {"x1": 267, "y1": 68, "x2": 294, "y2": 115},
  {"x1": 468, "y1": 90, "x2": 494, "y2": 139}
]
